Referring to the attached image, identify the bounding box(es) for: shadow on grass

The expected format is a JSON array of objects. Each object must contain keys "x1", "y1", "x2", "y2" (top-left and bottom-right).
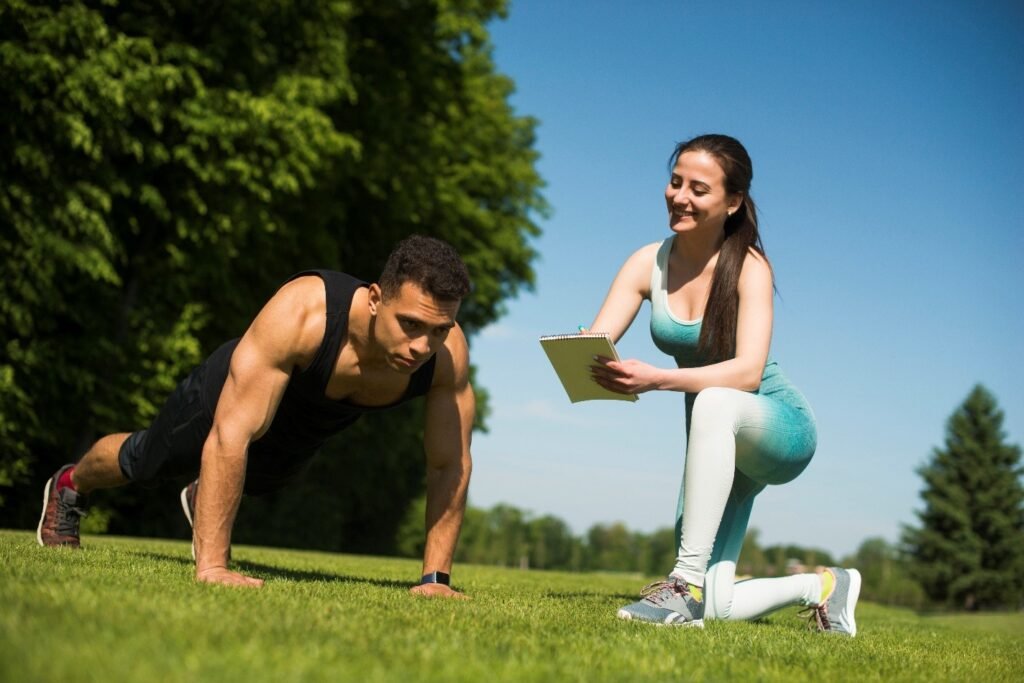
[
  {"x1": 545, "y1": 590, "x2": 643, "y2": 602},
  {"x1": 128, "y1": 550, "x2": 415, "y2": 590},
  {"x1": 236, "y1": 559, "x2": 414, "y2": 590}
]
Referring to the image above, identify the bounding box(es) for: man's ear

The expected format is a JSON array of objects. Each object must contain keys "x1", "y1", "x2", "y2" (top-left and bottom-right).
[{"x1": 368, "y1": 283, "x2": 383, "y2": 316}]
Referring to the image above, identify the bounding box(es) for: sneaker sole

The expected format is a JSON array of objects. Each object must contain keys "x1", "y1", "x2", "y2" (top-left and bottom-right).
[
  {"x1": 616, "y1": 609, "x2": 705, "y2": 628},
  {"x1": 180, "y1": 486, "x2": 195, "y2": 527},
  {"x1": 36, "y1": 476, "x2": 56, "y2": 547},
  {"x1": 842, "y1": 569, "x2": 862, "y2": 638},
  {"x1": 180, "y1": 486, "x2": 195, "y2": 560}
]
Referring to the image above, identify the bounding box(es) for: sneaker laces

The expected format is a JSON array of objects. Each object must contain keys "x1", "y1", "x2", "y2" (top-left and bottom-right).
[
  {"x1": 798, "y1": 603, "x2": 831, "y2": 632},
  {"x1": 639, "y1": 579, "x2": 690, "y2": 606},
  {"x1": 55, "y1": 492, "x2": 88, "y2": 536}
]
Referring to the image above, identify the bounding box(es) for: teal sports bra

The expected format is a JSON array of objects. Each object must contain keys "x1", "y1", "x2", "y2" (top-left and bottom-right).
[{"x1": 648, "y1": 237, "x2": 795, "y2": 400}]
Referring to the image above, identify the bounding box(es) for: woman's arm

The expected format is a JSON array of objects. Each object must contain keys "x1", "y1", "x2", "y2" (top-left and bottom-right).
[
  {"x1": 588, "y1": 243, "x2": 659, "y2": 342},
  {"x1": 592, "y1": 250, "x2": 773, "y2": 394}
]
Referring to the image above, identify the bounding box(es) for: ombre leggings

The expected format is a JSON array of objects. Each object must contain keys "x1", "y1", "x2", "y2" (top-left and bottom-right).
[{"x1": 672, "y1": 386, "x2": 822, "y2": 620}]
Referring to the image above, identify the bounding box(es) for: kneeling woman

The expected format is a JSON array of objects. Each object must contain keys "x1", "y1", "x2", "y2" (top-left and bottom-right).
[{"x1": 587, "y1": 134, "x2": 859, "y2": 635}]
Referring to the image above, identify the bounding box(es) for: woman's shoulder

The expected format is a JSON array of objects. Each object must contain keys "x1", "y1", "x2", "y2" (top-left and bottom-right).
[
  {"x1": 627, "y1": 240, "x2": 665, "y2": 263},
  {"x1": 739, "y1": 248, "x2": 774, "y2": 287},
  {"x1": 609, "y1": 240, "x2": 664, "y2": 298},
  {"x1": 620, "y1": 240, "x2": 663, "y2": 274}
]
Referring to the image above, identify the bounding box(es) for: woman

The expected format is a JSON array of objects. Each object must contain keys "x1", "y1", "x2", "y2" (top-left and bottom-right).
[{"x1": 587, "y1": 134, "x2": 860, "y2": 634}]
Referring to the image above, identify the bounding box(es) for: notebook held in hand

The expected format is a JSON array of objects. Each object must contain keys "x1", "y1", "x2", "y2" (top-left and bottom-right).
[{"x1": 539, "y1": 333, "x2": 639, "y2": 403}]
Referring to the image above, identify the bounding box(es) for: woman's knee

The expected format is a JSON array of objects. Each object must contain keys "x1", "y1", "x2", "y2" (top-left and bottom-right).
[
  {"x1": 691, "y1": 387, "x2": 746, "y2": 430},
  {"x1": 703, "y1": 564, "x2": 736, "y2": 620}
]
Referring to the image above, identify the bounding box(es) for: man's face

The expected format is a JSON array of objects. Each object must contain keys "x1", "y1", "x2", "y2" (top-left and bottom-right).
[{"x1": 371, "y1": 281, "x2": 459, "y2": 373}]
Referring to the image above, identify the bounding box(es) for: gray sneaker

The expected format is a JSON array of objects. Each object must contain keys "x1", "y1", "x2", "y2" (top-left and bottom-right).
[
  {"x1": 617, "y1": 577, "x2": 704, "y2": 627},
  {"x1": 804, "y1": 567, "x2": 861, "y2": 637}
]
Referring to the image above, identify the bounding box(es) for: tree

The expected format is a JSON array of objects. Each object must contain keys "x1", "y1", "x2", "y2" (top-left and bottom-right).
[
  {"x1": 0, "y1": 0, "x2": 544, "y2": 554},
  {"x1": 737, "y1": 528, "x2": 766, "y2": 576},
  {"x1": 842, "y1": 537, "x2": 925, "y2": 609},
  {"x1": 453, "y1": 503, "x2": 532, "y2": 567},
  {"x1": 527, "y1": 515, "x2": 577, "y2": 571},
  {"x1": 636, "y1": 526, "x2": 677, "y2": 576},
  {"x1": 584, "y1": 522, "x2": 639, "y2": 573},
  {"x1": 903, "y1": 385, "x2": 1024, "y2": 610}
]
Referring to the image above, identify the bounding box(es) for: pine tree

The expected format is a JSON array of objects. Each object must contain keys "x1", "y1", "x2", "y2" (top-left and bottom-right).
[{"x1": 903, "y1": 385, "x2": 1024, "y2": 610}]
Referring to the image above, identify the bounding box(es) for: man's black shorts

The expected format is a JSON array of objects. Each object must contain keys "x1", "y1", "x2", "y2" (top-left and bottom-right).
[{"x1": 117, "y1": 360, "x2": 315, "y2": 495}]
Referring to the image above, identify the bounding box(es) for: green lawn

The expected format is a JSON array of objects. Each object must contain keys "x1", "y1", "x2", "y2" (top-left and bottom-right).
[{"x1": 2, "y1": 529, "x2": 1021, "y2": 682}]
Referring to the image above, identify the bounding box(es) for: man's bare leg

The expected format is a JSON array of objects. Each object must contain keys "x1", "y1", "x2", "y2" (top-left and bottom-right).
[{"x1": 70, "y1": 433, "x2": 131, "y2": 493}]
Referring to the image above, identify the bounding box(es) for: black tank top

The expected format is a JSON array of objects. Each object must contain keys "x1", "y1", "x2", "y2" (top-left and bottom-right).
[{"x1": 200, "y1": 270, "x2": 437, "y2": 454}]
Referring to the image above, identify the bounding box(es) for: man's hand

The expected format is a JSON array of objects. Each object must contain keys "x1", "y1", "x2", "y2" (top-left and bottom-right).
[
  {"x1": 409, "y1": 583, "x2": 469, "y2": 599},
  {"x1": 196, "y1": 566, "x2": 264, "y2": 588}
]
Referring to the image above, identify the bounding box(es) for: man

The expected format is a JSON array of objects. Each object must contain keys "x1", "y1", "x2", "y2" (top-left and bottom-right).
[{"x1": 37, "y1": 235, "x2": 474, "y2": 597}]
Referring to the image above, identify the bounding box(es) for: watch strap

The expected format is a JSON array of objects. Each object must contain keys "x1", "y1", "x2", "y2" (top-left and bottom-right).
[{"x1": 419, "y1": 571, "x2": 451, "y2": 586}]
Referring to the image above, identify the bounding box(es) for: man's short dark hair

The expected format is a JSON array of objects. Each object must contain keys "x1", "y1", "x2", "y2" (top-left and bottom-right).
[{"x1": 379, "y1": 235, "x2": 471, "y2": 302}]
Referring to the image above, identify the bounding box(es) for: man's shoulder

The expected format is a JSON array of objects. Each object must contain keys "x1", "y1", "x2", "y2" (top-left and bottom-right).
[
  {"x1": 283, "y1": 269, "x2": 368, "y2": 291},
  {"x1": 429, "y1": 324, "x2": 470, "y2": 391},
  {"x1": 262, "y1": 276, "x2": 331, "y2": 359}
]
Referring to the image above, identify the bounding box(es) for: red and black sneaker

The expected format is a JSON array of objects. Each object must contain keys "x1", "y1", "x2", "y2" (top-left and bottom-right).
[{"x1": 37, "y1": 464, "x2": 88, "y2": 548}]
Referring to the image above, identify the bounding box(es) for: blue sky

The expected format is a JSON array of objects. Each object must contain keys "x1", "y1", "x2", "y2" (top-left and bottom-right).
[{"x1": 466, "y1": 0, "x2": 1024, "y2": 559}]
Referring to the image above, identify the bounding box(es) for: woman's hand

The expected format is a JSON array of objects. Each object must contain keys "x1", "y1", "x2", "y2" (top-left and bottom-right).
[{"x1": 590, "y1": 357, "x2": 665, "y2": 395}]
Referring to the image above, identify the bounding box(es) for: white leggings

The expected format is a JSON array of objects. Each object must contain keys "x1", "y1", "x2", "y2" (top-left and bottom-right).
[{"x1": 671, "y1": 386, "x2": 820, "y2": 620}]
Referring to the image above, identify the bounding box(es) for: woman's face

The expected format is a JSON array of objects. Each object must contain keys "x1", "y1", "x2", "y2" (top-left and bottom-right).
[{"x1": 664, "y1": 150, "x2": 741, "y2": 235}]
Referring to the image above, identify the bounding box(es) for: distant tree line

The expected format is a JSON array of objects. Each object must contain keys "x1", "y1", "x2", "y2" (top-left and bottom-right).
[
  {"x1": 394, "y1": 499, "x2": 926, "y2": 609},
  {"x1": 396, "y1": 498, "x2": 839, "y2": 578}
]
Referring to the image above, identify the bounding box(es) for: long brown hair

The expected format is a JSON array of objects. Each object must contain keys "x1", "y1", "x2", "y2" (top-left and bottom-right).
[{"x1": 669, "y1": 134, "x2": 770, "y2": 362}]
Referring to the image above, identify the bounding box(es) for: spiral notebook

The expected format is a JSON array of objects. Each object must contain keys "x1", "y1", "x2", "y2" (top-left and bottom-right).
[{"x1": 539, "y1": 332, "x2": 639, "y2": 403}]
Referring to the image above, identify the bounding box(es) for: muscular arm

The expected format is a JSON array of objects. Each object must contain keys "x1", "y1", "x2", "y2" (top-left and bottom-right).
[
  {"x1": 592, "y1": 251, "x2": 774, "y2": 394},
  {"x1": 193, "y1": 278, "x2": 324, "y2": 587},
  {"x1": 411, "y1": 325, "x2": 474, "y2": 598}
]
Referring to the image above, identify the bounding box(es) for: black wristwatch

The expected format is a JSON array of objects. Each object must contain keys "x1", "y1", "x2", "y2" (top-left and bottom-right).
[{"x1": 419, "y1": 571, "x2": 451, "y2": 586}]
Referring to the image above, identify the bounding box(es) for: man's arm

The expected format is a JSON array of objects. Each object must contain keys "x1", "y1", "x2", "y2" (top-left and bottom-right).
[
  {"x1": 411, "y1": 324, "x2": 474, "y2": 598},
  {"x1": 193, "y1": 277, "x2": 325, "y2": 588}
]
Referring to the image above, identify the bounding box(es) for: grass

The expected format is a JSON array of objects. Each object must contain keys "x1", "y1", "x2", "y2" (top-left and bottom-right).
[{"x1": 2, "y1": 529, "x2": 1022, "y2": 682}]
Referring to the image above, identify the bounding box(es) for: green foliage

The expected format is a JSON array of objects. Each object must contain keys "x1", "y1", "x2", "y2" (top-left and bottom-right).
[
  {"x1": 0, "y1": 0, "x2": 544, "y2": 553},
  {"x1": 736, "y1": 528, "x2": 836, "y2": 576},
  {"x1": 903, "y1": 385, "x2": 1024, "y2": 610},
  {"x1": 398, "y1": 499, "x2": 863, "y2": 577},
  {"x1": 584, "y1": 522, "x2": 642, "y2": 572},
  {"x1": 841, "y1": 537, "x2": 926, "y2": 610},
  {"x1": 760, "y1": 544, "x2": 837, "y2": 571},
  {"x1": 4, "y1": 530, "x2": 1024, "y2": 683}
]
